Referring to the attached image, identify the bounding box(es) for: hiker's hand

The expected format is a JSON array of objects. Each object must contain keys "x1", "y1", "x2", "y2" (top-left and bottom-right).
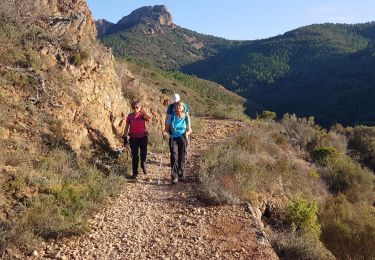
[
  {"x1": 186, "y1": 130, "x2": 192, "y2": 136},
  {"x1": 162, "y1": 131, "x2": 168, "y2": 138},
  {"x1": 141, "y1": 108, "x2": 152, "y2": 121}
]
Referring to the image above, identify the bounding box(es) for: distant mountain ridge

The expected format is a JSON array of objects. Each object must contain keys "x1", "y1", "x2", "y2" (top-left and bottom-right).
[
  {"x1": 96, "y1": 5, "x2": 375, "y2": 126},
  {"x1": 183, "y1": 22, "x2": 375, "y2": 126}
]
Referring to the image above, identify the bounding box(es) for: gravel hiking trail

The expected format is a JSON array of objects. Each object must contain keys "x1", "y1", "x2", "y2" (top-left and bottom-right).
[{"x1": 31, "y1": 118, "x2": 278, "y2": 260}]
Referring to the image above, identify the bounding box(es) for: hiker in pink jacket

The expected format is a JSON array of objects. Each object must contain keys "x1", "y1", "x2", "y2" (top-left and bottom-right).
[{"x1": 123, "y1": 101, "x2": 151, "y2": 179}]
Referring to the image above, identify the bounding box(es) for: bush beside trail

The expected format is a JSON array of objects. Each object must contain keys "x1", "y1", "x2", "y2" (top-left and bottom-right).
[
  {"x1": 197, "y1": 115, "x2": 375, "y2": 259},
  {"x1": 0, "y1": 147, "x2": 127, "y2": 253}
]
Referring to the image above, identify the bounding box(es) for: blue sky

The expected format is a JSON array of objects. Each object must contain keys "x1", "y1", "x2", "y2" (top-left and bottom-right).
[{"x1": 87, "y1": 0, "x2": 375, "y2": 40}]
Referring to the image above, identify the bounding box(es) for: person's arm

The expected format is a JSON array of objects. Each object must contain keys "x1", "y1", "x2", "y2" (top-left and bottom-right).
[
  {"x1": 164, "y1": 114, "x2": 169, "y2": 129},
  {"x1": 141, "y1": 108, "x2": 152, "y2": 121},
  {"x1": 123, "y1": 115, "x2": 130, "y2": 144},
  {"x1": 163, "y1": 109, "x2": 171, "y2": 136},
  {"x1": 164, "y1": 104, "x2": 171, "y2": 128},
  {"x1": 164, "y1": 115, "x2": 171, "y2": 135},
  {"x1": 186, "y1": 114, "x2": 192, "y2": 136}
]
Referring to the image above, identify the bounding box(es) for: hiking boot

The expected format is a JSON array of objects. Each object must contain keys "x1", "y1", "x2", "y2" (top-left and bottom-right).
[
  {"x1": 171, "y1": 178, "x2": 178, "y2": 184},
  {"x1": 141, "y1": 165, "x2": 147, "y2": 175},
  {"x1": 129, "y1": 175, "x2": 138, "y2": 180}
]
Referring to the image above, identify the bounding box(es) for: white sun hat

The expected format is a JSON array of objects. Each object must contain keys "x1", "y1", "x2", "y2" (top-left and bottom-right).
[{"x1": 172, "y1": 93, "x2": 180, "y2": 102}]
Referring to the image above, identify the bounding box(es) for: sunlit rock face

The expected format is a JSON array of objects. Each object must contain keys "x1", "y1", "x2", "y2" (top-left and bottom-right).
[
  {"x1": 26, "y1": 0, "x2": 133, "y2": 152},
  {"x1": 117, "y1": 5, "x2": 174, "y2": 27}
]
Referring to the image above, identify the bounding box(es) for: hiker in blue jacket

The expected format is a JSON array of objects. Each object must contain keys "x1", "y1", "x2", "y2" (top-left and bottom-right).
[
  {"x1": 164, "y1": 101, "x2": 192, "y2": 184},
  {"x1": 164, "y1": 93, "x2": 189, "y2": 130},
  {"x1": 167, "y1": 93, "x2": 189, "y2": 116}
]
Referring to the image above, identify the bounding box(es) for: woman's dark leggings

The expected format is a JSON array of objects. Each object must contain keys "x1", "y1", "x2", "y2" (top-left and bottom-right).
[
  {"x1": 129, "y1": 136, "x2": 148, "y2": 176},
  {"x1": 169, "y1": 136, "x2": 187, "y2": 180}
]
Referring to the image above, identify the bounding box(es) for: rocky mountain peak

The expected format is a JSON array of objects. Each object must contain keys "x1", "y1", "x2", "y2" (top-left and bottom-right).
[{"x1": 117, "y1": 5, "x2": 173, "y2": 27}]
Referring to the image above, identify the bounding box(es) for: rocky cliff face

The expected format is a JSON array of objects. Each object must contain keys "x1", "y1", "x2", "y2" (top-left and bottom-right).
[
  {"x1": 117, "y1": 5, "x2": 173, "y2": 27},
  {"x1": 96, "y1": 5, "x2": 175, "y2": 37},
  {"x1": 2, "y1": 0, "x2": 137, "y2": 152},
  {"x1": 37, "y1": 0, "x2": 97, "y2": 44},
  {"x1": 42, "y1": 0, "x2": 132, "y2": 151}
]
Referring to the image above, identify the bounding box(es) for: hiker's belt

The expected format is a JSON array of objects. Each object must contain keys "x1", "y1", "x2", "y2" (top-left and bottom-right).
[
  {"x1": 170, "y1": 135, "x2": 186, "y2": 140},
  {"x1": 129, "y1": 132, "x2": 148, "y2": 138}
]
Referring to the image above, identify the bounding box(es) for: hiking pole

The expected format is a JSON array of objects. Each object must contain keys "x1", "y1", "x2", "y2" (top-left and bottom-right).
[{"x1": 157, "y1": 136, "x2": 166, "y2": 186}]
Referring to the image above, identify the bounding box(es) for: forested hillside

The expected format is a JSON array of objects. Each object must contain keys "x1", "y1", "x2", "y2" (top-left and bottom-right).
[
  {"x1": 124, "y1": 59, "x2": 246, "y2": 119},
  {"x1": 101, "y1": 15, "x2": 375, "y2": 126},
  {"x1": 100, "y1": 23, "x2": 238, "y2": 70},
  {"x1": 184, "y1": 23, "x2": 375, "y2": 126}
]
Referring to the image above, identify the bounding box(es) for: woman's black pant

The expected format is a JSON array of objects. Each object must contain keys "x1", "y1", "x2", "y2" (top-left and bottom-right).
[
  {"x1": 129, "y1": 136, "x2": 148, "y2": 176},
  {"x1": 169, "y1": 135, "x2": 187, "y2": 180}
]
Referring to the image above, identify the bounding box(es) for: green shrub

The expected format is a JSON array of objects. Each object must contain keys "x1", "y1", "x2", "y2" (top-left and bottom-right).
[
  {"x1": 234, "y1": 134, "x2": 258, "y2": 153},
  {"x1": 0, "y1": 21, "x2": 26, "y2": 66},
  {"x1": 286, "y1": 195, "x2": 321, "y2": 239},
  {"x1": 198, "y1": 127, "x2": 328, "y2": 205},
  {"x1": 2, "y1": 70, "x2": 35, "y2": 87},
  {"x1": 308, "y1": 169, "x2": 319, "y2": 179},
  {"x1": 210, "y1": 103, "x2": 245, "y2": 120},
  {"x1": 280, "y1": 114, "x2": 325, "y2": 152},
  {"x1": 280, "y1": 114, "x2": 348, "y2": 154},
  {"x1": 274, "y1": 231, "x2": 334, "y2": 260},
  {"x1": 0, "y1": 220, "x2": 40, "y2": 253},
  {"x1": 22, "y1": 194, "x2": 88, "y2": 239},
  {"x1": 311, "y1": 146, "x2": 339, "y2": 166},
  {"x1": 319, "y1": 156, "x2": 374, "y2": 204},
  {"x1": 258, "y1": 110, "x2": 276, "y2": 121},
  {"x1": 272, "y1": 131, "x2": 288, "y2": 147},
  {"x1": 347, "y1": 125, "x2": 375, "y2": 170},
  {"x1": 326, "y1": 131, "x2": 347, "y2": 154},
  {"x1": 319, "y1": 195, "x2": 375, "y2": 260},
  {"x1": 0, "y1": 148, "x2": 125, "y2": 251},
  {"x1": 70, "y1": 51, "x2": 88, "y2": 66}
]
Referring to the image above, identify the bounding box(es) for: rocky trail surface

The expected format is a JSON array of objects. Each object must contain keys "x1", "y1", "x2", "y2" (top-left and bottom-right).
[{"x1": 30, "y1": 118, "x2": 278, "y2": 260}]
